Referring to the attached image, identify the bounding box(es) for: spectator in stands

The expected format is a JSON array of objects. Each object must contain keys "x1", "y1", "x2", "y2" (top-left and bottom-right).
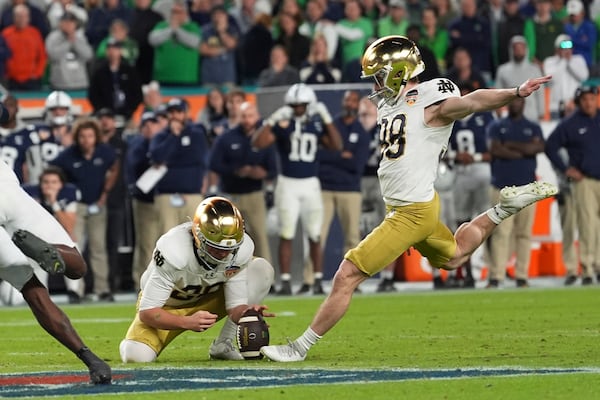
[
  {"x1": 406, "y1": 24, "x2": 440, "y2": 82},
  {"x1": 495, "y1": 35, "x2": 545, "y2": 121},
  {"x1": 336, "y1": 0, "x2": 374, "y2": 69},
  {"x1": 88, "y1": 38, "x2": 143, "y2": 121},
  {"x1": 0, "y1": 35, "x2": 10, "y2": 85},
  {"x1": 125, "y1": 111, "x2": 161, "y2": 291},
  {"x1": 420, "y1": 5, "x2": 449, "y2": 74},
  {"x1": 523, "y1": 0, "x2": 563, "y2": 69},
  {"x1": 0, "y1": 0, "x2": 49, "y2": 38},
  {"x1": 238, "y1": 12, "x2": 273, "y2": 85},
  {"x1": 199, "y1": 5, "x2": 239, "y2": 87},
  {"x1": 545, "y1": 85, "x2": 600, "y2": 286},
  {"x1": 229, "y1": 0, "x2": 270, "y2": 35},
  {"x1": 46, "y1": 0, "x2": 87, "y2": 30},
  {"x1": 448, "y1": 0, "x2": 493, "y2": 81},
  {"x1": 543, "y1": 33, "x2": 588, "y2": 118},
  {"x1": 129, "y1": 0, "x2": 163, "y2": 84},
  {"x1": 256, "y1": 44, "x2": 299, "y2": 87},
  {"x1": 276, "y1": 11, "x2": 311, "y2": 69},
  {"x1": 377, "y1": 0, "x2": 408, "y2": 37},
  {"x1": 430, "y1": 0, "x2": 458, "y2": 30},
  {"x1": 86, "y1": 0, "x2": 132, "y2": 49},
  {"x1": 2, "y1": 4, "x2": 46, "y2": 90},
  {"x1": 45, "y1": 12, "x2": 93, "y2": 90},
  {"x1": 196, "y1": 86, "x2": 227, "y2": 140},
  {"x1": 564, "y1": 0, "x2": 596, "y2": 67},
  {"x1": 223, "y1": 88, "x2": 246, "y2": 132},
  {"x1": 496, "y1": 0, "x2": 526, "y2": 68},
  {"x1": 445, "y1": 46, "x2": 488, "y2": 90},
  {"x1": 149, "y1": 97, "x2": 209, "y2": 234},
  {"x1": 95, "y1": 19, "x2": 139, "y2": 67},
  {"x1": 51, "y1": 117, "x2": 118, "y2": 302},
  {"x1": 148, "y1": 0, "x2": 201, "y2": 85},
  {"x1": 209, "y1": 101, "x2": 278, "y2": 264},
  {"x1": 299, "y1": 34, "x2": 341, "y2": 84},
  {"x1": 486, "y1": 97, "x2": 545, "y2": 289},
  {"x1": 141, "y1": 80, "x2": 162, "y2": 112},
  {"x1": 299, "y1": 0, "x2": 339, "y2": 62}
]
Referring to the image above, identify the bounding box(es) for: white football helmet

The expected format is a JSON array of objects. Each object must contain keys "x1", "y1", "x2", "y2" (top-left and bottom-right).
[
  {"x1": 44, "y1": 91, "x2": 73, "y2": 126},
  {"x1": 284, "y1": 83, "x2": 317, "y2": 106}
]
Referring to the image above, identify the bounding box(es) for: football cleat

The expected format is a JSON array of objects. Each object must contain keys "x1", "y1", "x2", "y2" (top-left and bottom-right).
[
  {"x1": 11, "y1": 230, "x2": 66, "y2": 274},
  {"x1": 260, "y1": 340, "x2": 306, "y2": 362},
  {"x1": 209, "y1": 338, "x2": 244, "y2": 361},
  {"x1": 498, "y1": 182, "x2": 557, "y2": 214}
]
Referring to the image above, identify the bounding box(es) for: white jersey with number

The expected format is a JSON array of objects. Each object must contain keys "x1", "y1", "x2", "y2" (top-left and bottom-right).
[
  {"x1": 138, "y1": 222, "x2": 255, "y2": 311},
  {"x1": 377, "y1": 78, "x2": 460, "y2": 205}
]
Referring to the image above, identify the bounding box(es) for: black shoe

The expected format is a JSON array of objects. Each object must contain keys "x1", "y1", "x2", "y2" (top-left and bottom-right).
[
  {"x1": 463, "y1": 277, "x2": 476, "y2": 288},
  {"x1": 269, "y1": 285, "x2": 276, "y2": 294},
  {"x1": 77, "y1": 347, "x2": 112, "y2": 384},
  {"x1": 433, "y1": 276, "x2": 445, "y2": 289},
  {"x1": 98, "y1": 292, "x2": 115, "y2": 302},
  {"x1": 276, "y1": 281, "x2": 292, "y2": 295},
  {"x1": 376, "y1": 278, "x2": 397, "y2": 293},
  {"x1": 12, "y1": 230, "x2": 66, "y2": 274},
  {"x1": 445, "y1": 276, "x2": 461, "y2": 289},
  {"x1": 486, "y1": 279, "x2": 499, "y2": 288},
  {"x1": 582, "y1": 276, "x2": 593, "y2": 286},
  {"x1": 66, "y1": 290, "x2": 81, "y2": 304},
  {"x1": 516, "y1": 279, "x2": 529, "y2": 288},
  {"x1": 295, "y1": 283, "x2": 310, "y2": 295},
  {"x1": 564, "y1": 275, "x2": 577, "y2": 286},
  {"x1": 313, "y1": 279, "x2": 325, "y2": 295}
]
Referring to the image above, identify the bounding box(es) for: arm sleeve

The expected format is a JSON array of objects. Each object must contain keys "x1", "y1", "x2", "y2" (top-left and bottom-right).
[
  {"x1": 148, "y1": 26, "x2": 173, "y2": 46},
  {"x1": 174, "y1": 27, "x2": 201, "y2": 49}
]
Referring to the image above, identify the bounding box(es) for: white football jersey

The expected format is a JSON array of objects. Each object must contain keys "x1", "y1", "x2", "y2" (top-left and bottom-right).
[
  {"x1": 377, "y1": 78, "x2": 460, "y2": 205},
  {"x1": 0, "y1": 158, "x2": 19, "y2": 184},
  {"x1": 138, "y1": 222, "x2": 255, "y2": 311}
]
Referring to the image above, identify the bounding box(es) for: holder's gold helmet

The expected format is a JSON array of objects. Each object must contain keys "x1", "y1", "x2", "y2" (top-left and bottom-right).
[
  {"x1": 361, "y1": 35, "x2": 425, "y2": 103},
  {"x1": 192, "y1": 197, "x2": 244, "y2": 266}
]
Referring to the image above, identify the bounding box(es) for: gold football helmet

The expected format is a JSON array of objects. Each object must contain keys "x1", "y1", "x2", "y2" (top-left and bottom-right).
[
  {"x1": 192, "y1": 197, "x2": 244, "y2": 266},
  {"x1": 361, "y1": 35, "x2": 425, "y2": 103}
]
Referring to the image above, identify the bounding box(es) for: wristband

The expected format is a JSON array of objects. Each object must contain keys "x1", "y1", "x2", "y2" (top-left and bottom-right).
[
  {"x1": 51, "y1": 202, "x2": 62, "y2": 212},
  {"x1": 516, "y1": 85, "x2": 523, "y2": 98},
  {"x1": 473, "y1": 153, "x2": 483, "y2": 162}
]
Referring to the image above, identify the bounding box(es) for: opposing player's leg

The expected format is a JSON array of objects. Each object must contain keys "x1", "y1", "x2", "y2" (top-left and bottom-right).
[
  {"x1": 21, "y1": 275, "x2": 111, "y2": 383},
  {"x1": 210, "y1": 258, "x2": 274, "y2": 360},
  {"x1": 445, "y1": 181, "x2": 557, "y2": 269}
]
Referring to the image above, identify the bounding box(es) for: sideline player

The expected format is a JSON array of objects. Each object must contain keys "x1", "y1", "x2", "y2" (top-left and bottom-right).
[
  {"x1": 260, "y1": 35, "x2": 557, "y2": 362},
  {"x1": 119, "y1": 196, "x2": 274, "y2": 362},
  {"x1": 0, "y1": 153, "x2": 111, "y2": 383}
]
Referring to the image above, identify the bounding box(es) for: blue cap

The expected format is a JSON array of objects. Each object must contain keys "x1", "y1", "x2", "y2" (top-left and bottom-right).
[{"x1": 166, "y1": 98, "x2": 188, "y2": 112}]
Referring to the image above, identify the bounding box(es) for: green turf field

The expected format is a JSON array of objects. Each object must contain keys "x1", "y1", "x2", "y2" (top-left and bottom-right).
[{"x1": 0, "y1": 285, "x2": 599, "y2": 399}]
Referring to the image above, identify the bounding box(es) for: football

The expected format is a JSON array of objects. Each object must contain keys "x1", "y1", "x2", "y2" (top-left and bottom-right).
[{"x1": 236, "y1": 309, "x2": 269, "y2": 360}]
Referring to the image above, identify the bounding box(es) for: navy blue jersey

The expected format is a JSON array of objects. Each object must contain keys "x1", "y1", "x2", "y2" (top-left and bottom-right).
[
  {"x1": 209, "y1": 124, "x2": 278, "y2": 194},
  {"x1": 24, "y1": 124, "x2": 64, "y2": 184},
  {"x1": 0, "y1": 128, "x2": 32, "y2": 182},
  {"x1": 449, "y1": 112, "x2": 495, "y2": 156},
  {"x1": 545, "y1": 109, "x2": 600, "y2": 180},
  {"x1": 50, "y1": 143, "x2": 117, "y2": 204},
  {"x1": 22, "y1": 182, "x2": 81, "y2": 214},
  {"x1": 271, "y1": 117, "x2": 325, "y2": 178},
  {"x1": 487, "y1": 117, "x2": 544, "y2": 188}
]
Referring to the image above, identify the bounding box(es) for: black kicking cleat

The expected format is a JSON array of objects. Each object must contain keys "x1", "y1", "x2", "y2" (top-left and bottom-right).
[{"x1": 12, "y1": 230, "x2": 66, "y2": 274}]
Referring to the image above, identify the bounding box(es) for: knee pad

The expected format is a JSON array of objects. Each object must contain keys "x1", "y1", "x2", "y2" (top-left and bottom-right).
[{"x1": 119, "y1": 339, "x2": 157, "y2": 363}]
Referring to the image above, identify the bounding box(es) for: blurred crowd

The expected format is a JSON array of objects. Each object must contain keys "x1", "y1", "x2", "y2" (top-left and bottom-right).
[{"x1": 1, "y1": 0, "x2": 600, "y2": 304}]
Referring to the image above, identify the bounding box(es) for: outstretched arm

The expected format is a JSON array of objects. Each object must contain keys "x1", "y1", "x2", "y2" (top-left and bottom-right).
[{"x1": 432, "y1": 75, "x2": 552, "y2": 125}]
